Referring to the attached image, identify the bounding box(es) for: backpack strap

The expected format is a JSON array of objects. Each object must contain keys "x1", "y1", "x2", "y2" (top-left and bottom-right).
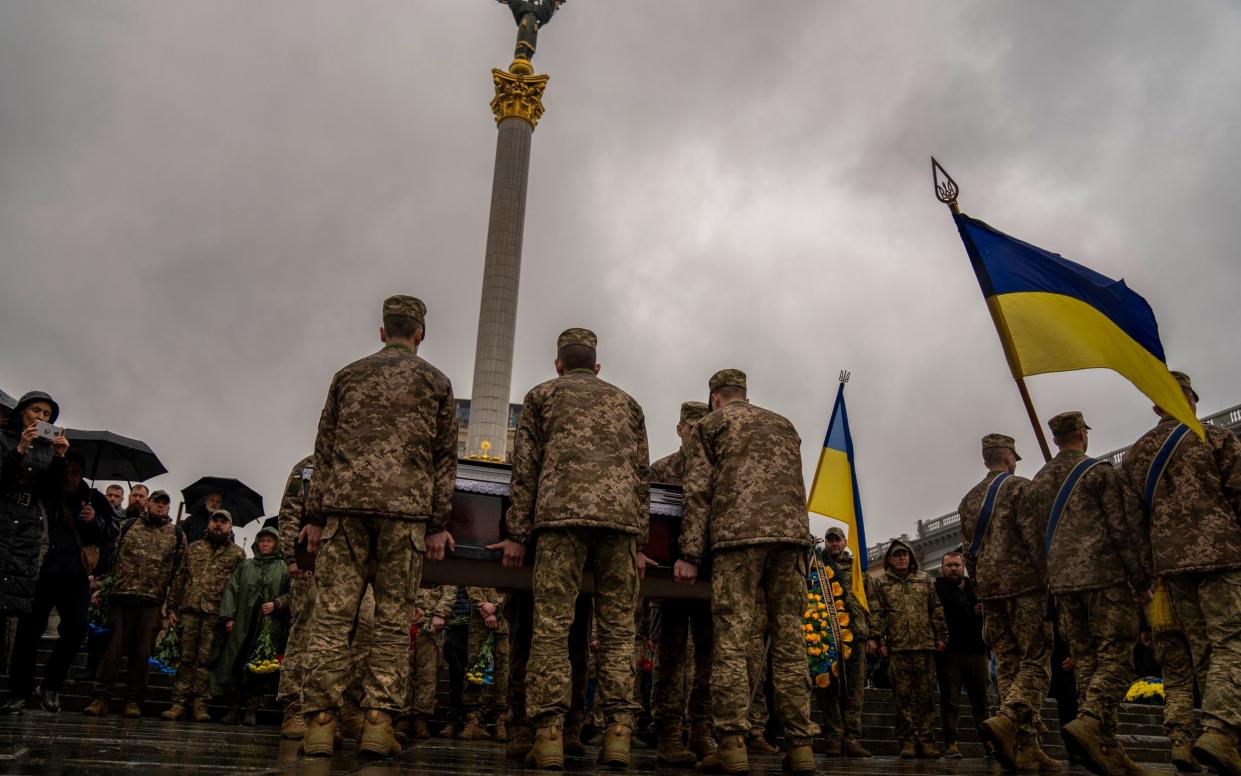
[
  {"x1": 969, "y1": 472, "x2": 1011, "y2": 559},
  {"x1": 1144, "y1": 423, "x2": 1191, "y2": 511},
  {"x1": 1045, "y1": 458, "x2": 1104, "y2": 556}
]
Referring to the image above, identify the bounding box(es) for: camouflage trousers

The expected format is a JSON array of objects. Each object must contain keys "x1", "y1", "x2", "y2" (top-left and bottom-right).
[
  {"x1": 983, "y1": 591, "x2": 1052, "y2": 741},
  {"x1": 889, "y1": 651, "x2": 939, "y2": 745},
  {"x1": 405, "y1": 627, "x2": 444, "y2": 717},
  {"x1": 649, "y1": 598, "x2": 713, "y2": 730},
  {"x1": 171, "y1": 611, "x2": 218, "y2": 703},
  {"x1": 302, "y1": 515, "x2": 424, "y2": 716},
  {"x1": 1056, "y1": 584, "x2": 1138, "y2": 742},
  {"x1": 746, "y1": 606, "x2": 770, "y2": 733},
  {"x1": 506, "y1": 589, "x2": 592, "y2": 731},
  {"x1": 527, "y1": 528, "x2": 639, "y2": 728},
  {"x1": 463, "y1": 610, "x2": 509, "y2": 714},
  {"x1": 1154, "y1": 628, "x2": 1196, "y2": 738},
  {"x1": 343, "y1": 587, "x2": 377, "y2": 716},
  {"x1": 276, "y1": 573, "x2": 316, "y2": 710},
  {"x1": 821, "y1": 646, "x2": 867, "y2": 742},
  {"x1": 711, "y1": 544, "x2": 817, "y2": 741},
  {"x1": 1164, "y1": 568, "x2": 1241, "y2": 740}
]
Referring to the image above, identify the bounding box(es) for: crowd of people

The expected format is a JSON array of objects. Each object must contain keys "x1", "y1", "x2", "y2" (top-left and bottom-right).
[{"x1": 2, "y1": 295, "x2": 1240, "y2": 776}]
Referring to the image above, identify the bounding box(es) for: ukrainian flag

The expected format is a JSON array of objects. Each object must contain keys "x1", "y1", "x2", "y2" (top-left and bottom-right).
[
  {"x1": 955, "y1": 214, "x2": 1203, "y2": 438},
  {"x1": 807, "y1": 382, "x2": 868, "y2": 610}
]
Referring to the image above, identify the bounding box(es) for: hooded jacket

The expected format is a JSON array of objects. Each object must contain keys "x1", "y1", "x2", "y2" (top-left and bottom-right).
[
  {"x1": 211, "y1": 527, "x2": 291, "y2": 694},
  {"x1": 867, "y1": 539, "x2": 948, "y2": 652}
]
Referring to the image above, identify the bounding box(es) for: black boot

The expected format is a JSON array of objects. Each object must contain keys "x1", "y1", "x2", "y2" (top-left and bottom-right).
[{"x1": 221, "y1": 705, "x2": 242, "y2": 725}]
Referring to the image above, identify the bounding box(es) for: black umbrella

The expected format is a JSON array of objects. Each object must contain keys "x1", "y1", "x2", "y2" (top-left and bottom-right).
[
  {"x1": 65, "y1": 429, "x2": 167, "y2": 482},
  {"x1": 0, "y1": 388, "x2": 16, "y2": 411},
  {"x1": 182, "y1": 476, "x2": 265, "y2": 527}
]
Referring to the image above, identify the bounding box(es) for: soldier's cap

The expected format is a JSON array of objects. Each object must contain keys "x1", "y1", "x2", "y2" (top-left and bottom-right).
[
  {"x1": 207, "y1": 508, "x2": 233, "y2": 523},
  {"x1": 824, "y1": 526, "x2": 846, "y2": 541},
  {"x1": 1171, "y1": 370, "x2": 1199, "y2": 402},
  {"x1": 148, "y1": 490, "x2": 172, "y2": 503},
  {"x1": 382, "y1": 295, "x2": 427, "y2": 325},
  {"x1": 557, "y1": 327, "x2": 597, "y2": 352},
  {"x1": 981, "y1": 433, "x2": 1021, "y2": 461},
  {"x1": 708, "y1": 368, "x2": 747, "y2": 394},
  {"x1": 1048, "y1": 411, "x2": 1091, "y2": 437},
  {"x1": 679, "y1": 401, "x2": 710, "y2": 425}
]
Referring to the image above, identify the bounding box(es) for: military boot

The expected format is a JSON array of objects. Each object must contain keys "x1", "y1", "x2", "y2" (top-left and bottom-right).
[
  {"x1": 1102, "y1": 742, "x2": 1147, "y2": 776},
  {"x1": 413, "y1": 715, "x2": 433, "y2": 740},
  {"x1": 821, "y1": 739, "x2": 844, "y2": 758},
  {"x1": 981, "y1": 714, "x2": 1021, "y2": 771},
  {"x1": 193, "y1": 699, "x2": 212, "y2": 724},
  {"x1": 843, "y1": 739, "x2": 872, "y2": 758},
  {"x1": 458, "y1": 711, "x2": 491, "y2": 740},
  {"x1": 1192, "y1": 729, "x2": 1241, "y2": 776},
  {"x1": 242, "y1": 698, "x2": 259, "y2": 727},
  {"x1": 340, "y1": 707, "x2": 365, "y2": 745},
  {"x1": 899, "y1": 741, "x2": 917, "y2": 759},
  {"x1": 945, "y1": 741, "x2": 963, "y2": 759},
  {"x1": 598, "y1": 722, "x2": 633, "y2": 769},
  {"x1": 525, "y1": 720, "x2": 565, "y2": 771},
  {"x1": 281, "y1": 707, "x2": 306, "y2": 739},
  {"x1": 161, "y1": 703, "x2": 186, "y2": 721},
  {"x1": 918, "y1": 741, "x2": 942, "y2": 759},
  {"x1": 1016, "y1": 743, "x2": 1064, "y2": 772},
  {"x1": 438, "y1": 722, "x2": 457, "y2": 739},
  {"x1": 657, "y1": 727, "x2": 697, "y2": 767},
  {"x1": 359, "y1": 709, "x2": 402, "y2": 758},
  {"x1": 690, "y1": 721, "x2": 717, "y2": 761},
  {"x1": 82, "y1": 698, "x2": 109, "y2": 717},
  {"x1": 1170, "y1": 732, "x2": 1203, "y2": 773},
  {"x1": 699, "y1": 734, "x2": 749, "y2": 774},
  {"x1": 123, "y1": 702, "x2": 141, "y2": 719},
  {"x1": 221, "y1": 705, "x2": 242, "y2": 725},
  {"x1": 782, "y1": 742, "x2": 816, "y2": 774},
  {"x1": 506, "y1": 724, "x2": 534, "y2": 760},
  {"x1": 302, "y1": 711, "x2": 339, "y2": 758},
  {"x1": 747, "y1": 730, "x2": 780, "y2": 756},
  {"x1": 1062, "y1": 715, "x2": 1110, "y2": 776},
  {"x1": 494, "y1": 716, "x2": 508, "y2": 742}
]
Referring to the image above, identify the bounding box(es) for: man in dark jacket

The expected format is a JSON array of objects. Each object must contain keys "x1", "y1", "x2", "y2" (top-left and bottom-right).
[
  {"x1": 934, "y1": 551, "x2": 991, "y2": 758},
  {"x1": 3, "y1": 452, "x2": 113, "y2": 714}
]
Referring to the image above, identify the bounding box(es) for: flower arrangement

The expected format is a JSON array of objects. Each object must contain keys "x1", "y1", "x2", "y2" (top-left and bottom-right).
[
  {"x1": 87, "y1": 575, "x2": 115, "y2": 636},
  {"x1": 804, "y1": 555, "x2": 853, "y2": 689},
  {"x1": 466, "y1": 631, "x2": 496, "y2": 686},
  {"x1": 246, "y1": 617, "x2": 283, "y2": 675},
  {"x1": 148, "y1": 623, "x2": 180, "y2": 675},
  {"x1": 1125, "y1": 677, "x2": 1165, "y2": 704}
]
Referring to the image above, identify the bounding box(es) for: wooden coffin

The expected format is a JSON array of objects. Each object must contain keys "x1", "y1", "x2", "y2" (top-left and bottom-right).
[{"x1": 420, "y1": 459, "x2": 708, "y2": 599}]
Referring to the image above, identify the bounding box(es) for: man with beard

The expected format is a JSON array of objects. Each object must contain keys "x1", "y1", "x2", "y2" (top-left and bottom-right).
[
  {"x1": 83, "y1": 490, "x2": 187, "y2": 718},
  {"x1": 161, "y1": 509, "x2": 245, "y2": 722},
  {"x1": 934, "y1": 551, "x2": 991, "y2": 759},
  {"x1": 126, "y1": 484, "x2": 149, "y2": 518},
  {"x1": 819, "y1": 526, "x2": 871, "y2": 758}
]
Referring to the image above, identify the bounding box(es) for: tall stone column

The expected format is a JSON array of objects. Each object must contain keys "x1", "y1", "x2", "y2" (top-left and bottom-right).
[{"x1": 465, "y1": 66, "x2": 549, "y2": 461}]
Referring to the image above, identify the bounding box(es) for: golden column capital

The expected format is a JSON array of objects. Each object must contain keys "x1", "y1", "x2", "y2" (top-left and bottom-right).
[{"x1": 490, "y1": 67, "x2": 550, "y2": 129}]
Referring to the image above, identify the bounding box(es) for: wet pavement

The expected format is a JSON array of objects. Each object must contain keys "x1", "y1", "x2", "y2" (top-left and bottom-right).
[{"x1": 0, "y1": 711, "x2": 1180, "y2": 776}]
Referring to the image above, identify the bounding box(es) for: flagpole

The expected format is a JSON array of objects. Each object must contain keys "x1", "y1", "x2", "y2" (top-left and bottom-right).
[{"x1": 932, "y1": 158, "x2": 1053, "y2": 462}]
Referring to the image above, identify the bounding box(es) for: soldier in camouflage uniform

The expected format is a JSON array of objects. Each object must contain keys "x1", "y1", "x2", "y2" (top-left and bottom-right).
[
  {"x1": 867, "y1": 539, "x2": 948, "y2": 759},
  {"x1": 675, "y1": 368, "x2": 818, "y2": 776},
  {"x1": 458, "y1": 586, "x2": 510, "y2": 741},
  {"x1": 819, "y1": 526, "x2": 872, "y2": 758},
  {"x1": 161, "y1": 509, "x2": 246, "y2": 723},
  {"x1": 298, "y1": 295, "x2": 458, "y2": 758},
  {"x1": 276, "y1": 455, "x2": 313, "y2": 739},
  {"x1": 1121, "y1": 372, "x2": 1241, "y2": 776},
  {"x1": 960, "y1": 433, "x2": 1058, "y2": 771},
  {"x1": 490, "y1": 328, "x2": 649, "y2": 771},
  {"x1": 401, "y1": 584, "x2": 454, "y2": 739},
  {"x1": 649, "y1": 400, "x2": 715, "y2": 766},
  {"x1": 744, "y1": 609, "x2": 777, "y2": 755},
  {"x1": 84, "y1": 490, "x2": 187, "y2": 718},
  {"x1": 1021, "y1": 411, "x2": 1150, "y2": 776}
]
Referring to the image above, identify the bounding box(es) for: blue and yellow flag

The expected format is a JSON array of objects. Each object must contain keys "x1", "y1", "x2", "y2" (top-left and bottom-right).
[
  {"x1": 807, "y1": 382, "x2": 868, "y2": 610},
  {"x1": 955, "y1": 214, "x2": 1203, "y2": 439}
]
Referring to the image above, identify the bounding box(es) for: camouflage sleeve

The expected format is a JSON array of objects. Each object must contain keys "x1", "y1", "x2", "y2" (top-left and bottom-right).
[
  {"x1": 429, "y1": 382, "x2": 459, "y2": 535},
  {"x1": 866, "y1": 577, "x2": 885, "y2": 642},
  {"x1": 1097, "y1": 464, "x2": 1152, "y2": 590},
  {"x1": 1211, "y1": 429, "x2": 1241, "y2": 518},
  {"x1": 306, "y1": 376, "x2": 340, "y2": 528},
  {"x1": 958, "y1": 494, "x2": 978, "y2": 580},
  {"x1": 635, "y1": 403, "x2": 651, "y2": 550},
  {"x1": 505, "y1": 391, "x2": 541, "y2": 545},
  {"x1": 277, "y1": 463, "x2": 305, "y2": 565},
  {"x1": 432, "y1": 585, "x2": 456, "y2": 619},
  {"x1": 165, "y1": 532, "x2": 188, "y2": 603},
  {"x1": 1015, "y1": 479, "x2": 1048, "y2": 585},
  {"x1": 167, "y1": 551, "x2": 189, "y2": 612},
  {"x1": 677, "y1": 423, "x2": 712, "y2": 565},
  {"x1": 929, "y1": 578, "x2": 949, "y2": 644},
  {"x1": 467, "y1": 586, "x2": 500, "y2": 608},
  {"x1": 273, "y1": 564, "x2": 292, "y2": 610}
]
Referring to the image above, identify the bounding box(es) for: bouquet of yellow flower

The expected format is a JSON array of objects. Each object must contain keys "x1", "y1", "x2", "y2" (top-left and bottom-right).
[
  {"x1": 246, "y1": 617, "x2": 282, "y2": 675},
  {"x1": 804, "y1": 553, "x2": 853, "y2": 688},
  {"x1": 1125, "y1": 677, "x2": 1165, "y2": 704},
  {"x1": 466, "y1": 631, "x2": 496, "y2": 686}
]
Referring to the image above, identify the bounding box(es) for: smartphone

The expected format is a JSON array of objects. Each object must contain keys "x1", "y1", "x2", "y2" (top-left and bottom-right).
[{"x1": 35, "y1": 421, "x2": 63, "y2": 440}]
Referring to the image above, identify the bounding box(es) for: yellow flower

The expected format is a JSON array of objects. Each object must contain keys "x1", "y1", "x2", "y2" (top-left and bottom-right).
[
  {"x1": 803, "y1": 623, "x2": 813, "y2": 633},
  {"x1": 817, "y1": 603, "x2": 827, "y2": 611},
  {"x1": 838, "y1": 613, "x2": 850, "y2": 627},
  {"x1": 831, "y1": 581, "x2": 843, "y2": 598},
  {"x1": 815, "y1": 673, "x2": 831, "y2": 688},
  {"x1": 803, "y1": 610, "x2": 813, "y2": 619},
  {"x1": 836, "y1": 600, "x2": 846, "y2": 611},
  {"x1": 843, "y1": 644, "x2": 853, "y2": 660}
]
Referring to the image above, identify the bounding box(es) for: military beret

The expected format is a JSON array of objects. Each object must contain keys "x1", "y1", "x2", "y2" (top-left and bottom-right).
[
  {"x1": 824, "y1": 526, "x2": 846, "y2": 540},
  {"x1": 679, "y1": 401, "x2": 710, "y2": 425},
  {"x1": 557, "y1": 327, "x2": 597, "y2": 351},
  {"x1": 148, "y1": 490, "x2": 172, "y2": 503},
  {"x1": 1171, "y1": 370, "x2": 1199, "y2": 402},
  {"x1": 208, "y1": 508, "x2": 233, "y2": 523},
  {"x1": 708, "y1": 369, "x2": 747, "y2": 394},
  {"x1": 382, "y1": 295, "x2": 427, "y2": 324},
  {"x1": 1048, "y1": 411, "x2": 1090, "y2": 437},
  {"x1": 981, "y1": 433, "x2": 1022, "y2": 462}
]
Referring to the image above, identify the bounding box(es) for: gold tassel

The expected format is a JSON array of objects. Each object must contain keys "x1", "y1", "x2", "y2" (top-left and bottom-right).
[{"x1": 1146, "y1": 579, "x2": 1175, "y2": 632}]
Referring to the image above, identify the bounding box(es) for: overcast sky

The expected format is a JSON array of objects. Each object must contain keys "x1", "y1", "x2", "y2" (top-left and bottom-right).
[{"x1": 3, "y1": 2, "x2": 1239, "y2": 553}]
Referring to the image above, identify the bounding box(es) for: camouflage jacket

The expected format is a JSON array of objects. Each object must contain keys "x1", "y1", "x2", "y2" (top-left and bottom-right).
[
  {"x1": 679, "y1": 401, "x2": 812, "y2": 564},
  {"x1": 110, "y1": 515, "x2": 188, "y2": 605},
  {"x1": 467, "y1": 586, "x2": 509, "y2": 634},
  {"x1": 415, "y1": 584, "x2": 456, "y2": 628},
  {"x1": 1022, "y1": 450, "x2": 1149, "y2": 594},
  {"x1": 306, "y1": 345, "x2": 458, "y2": 531},
  {"x1": 506, "y1": 370, "x2": 650, "y2": 546},
  {"x1": 278, "y1": 455, "x2": 313, "y2": 565},
  {"x1": 866, "y1": 541, "x2": 947, "y2": 652},
  {"x1": 649, "y1": 449, "x2": 686, "y2": 485},
  {"x1": 958, "y1": 471, "x2": 1042, "y2": 601},
  {"x1": 1122, "y1": 419, "x2": 1241, "y2": 576},
  {"x1": 168, "y1": 538, "x2": 246, "y2": 614}
]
